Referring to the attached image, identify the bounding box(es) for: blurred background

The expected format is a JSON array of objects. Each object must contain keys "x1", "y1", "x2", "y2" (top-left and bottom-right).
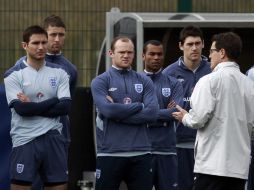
[{"x1": 1, "y1": 0, "x2": 254, "y2": 86}]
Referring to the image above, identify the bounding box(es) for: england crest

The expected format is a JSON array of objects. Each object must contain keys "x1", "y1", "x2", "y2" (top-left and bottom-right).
[
  {"x1": 49, "y1": 77, "x2": 57, "y2": 88},
  {"x1": 134, "y1": 84, "x2": 143, "y2": 93},
  {"x1": 16, "y1": 163, "x2": 24, "y2": 173},
  {"x1": 162, "y1": 88, "x2": 171, "y2": 97},
  {"x1": 96, "y1": 169, "x2": 101, "y2": 179}
]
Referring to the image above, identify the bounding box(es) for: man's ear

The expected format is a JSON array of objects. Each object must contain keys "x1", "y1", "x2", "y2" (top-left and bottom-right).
[
  {"x1": 108, "y1": 50, "x2": 114, "y2": 57},
  {"x1": 220, "y1": 48, "x2": 226, "y2": 59},
  {"x1": 142, "y1": 53, "x2": 145, "y2": 61},
  {"x1": 179, "y1": 42, "x2": 183, "y2": 50},
  {"x1": 21, "y1": 42, "x2": 27, "y2": 50}
]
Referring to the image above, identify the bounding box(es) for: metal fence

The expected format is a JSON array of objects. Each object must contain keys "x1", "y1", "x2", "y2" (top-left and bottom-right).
[{"x1": 0, "y1": 0, "x2": 253, "y2": 86}]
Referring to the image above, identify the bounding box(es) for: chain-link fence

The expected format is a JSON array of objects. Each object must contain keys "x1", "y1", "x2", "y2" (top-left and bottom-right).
[{"x1": 0, "y1": 0, "x2": 253, "y2": 86}]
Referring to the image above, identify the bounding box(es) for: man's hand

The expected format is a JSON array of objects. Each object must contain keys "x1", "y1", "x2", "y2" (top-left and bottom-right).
[
  {"x1": 106, "y1": 95, "x2": 114, "y2": 103},
  {"x1": 17, "y1": 92, "x2": 30, "y2": 102},
  {"x1": 172, "y1": 105, "x2": 188, "y2": 122},
  {"x1": 167, "y1": 100, "x2": 176, "y2": 109}
]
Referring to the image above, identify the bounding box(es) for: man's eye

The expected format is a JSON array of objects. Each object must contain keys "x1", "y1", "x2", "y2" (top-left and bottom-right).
[{"x1": 50, "y1": 34, "x2": 57, "y2": 37}]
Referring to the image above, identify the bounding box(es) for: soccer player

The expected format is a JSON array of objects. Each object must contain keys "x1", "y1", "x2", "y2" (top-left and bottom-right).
[{"x1": 4, "y1": 25, "x2": 71, "y2": 190}]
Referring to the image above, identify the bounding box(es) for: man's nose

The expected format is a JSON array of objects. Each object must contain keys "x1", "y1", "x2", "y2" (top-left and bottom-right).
[{"x1": 55, "y1": 34, "x2": 60, "y2": 41}]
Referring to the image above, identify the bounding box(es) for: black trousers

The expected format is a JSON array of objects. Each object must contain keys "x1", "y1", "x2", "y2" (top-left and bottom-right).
[
  {"x1": 95, "y1": 154, "x2": 153, "y2": 190},
  {"x1": 193, "y1": 173, "x2": 246, "y2": 190}
]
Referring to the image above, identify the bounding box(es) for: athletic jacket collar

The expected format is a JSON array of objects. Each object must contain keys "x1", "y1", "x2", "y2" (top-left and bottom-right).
[
  {"x1": 178, "y1": 55, "x2": 209, "y2": 72},
  {"x1": 213, "y1": 61, "x2": 239, "y2": 72}
]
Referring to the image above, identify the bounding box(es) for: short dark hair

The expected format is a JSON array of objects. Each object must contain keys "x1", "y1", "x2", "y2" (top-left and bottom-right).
[
  {"x1": 110, "y1": 36, "x2": 134, "y2": 52},
  {"x1": 212, "y1": 32, "x2": 242, "y2": 61},
  {"x1": 179, "y1": 25, "x2": 204, "y2": 44},
  {"x1": 23, "y1": 25, "x2": 48, "y2": 43},
  {"x1": 143, "y1": 40, "x2": 162, "y2": 53},
  {"x1": 42, "y1": 15, "x2": 66, "y2": 30}
]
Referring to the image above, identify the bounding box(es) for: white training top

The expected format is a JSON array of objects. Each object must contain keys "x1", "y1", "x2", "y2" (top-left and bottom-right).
[
  {"x1": 183, "y1": 62, "x2": 254, "y2": 179},
  {"x1": 4, "y1": 60, "x2": 70, "y2": 147}
]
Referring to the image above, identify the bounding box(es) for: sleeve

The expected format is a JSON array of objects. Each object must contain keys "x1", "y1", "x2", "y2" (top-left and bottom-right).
[
  {"x1": 15, "y1": 56, "x2": 26, "y2": 66},
  {"x1": 4, "y1": 71, "x2": 60, "y2": 116},
  {"x1": 182, "y1": 76, "x2": 215, "y2": 129},
  {"x1": 247, "y1": 68, "x2": 254, "y2": 81},
  {"x1": 57, "y1": 69, "x2": 71, "y2": 100},
  {"x1": 70, "y1": 67, "x2": 78, "y2": 99},
  {"x1": 39, "y1": 99, "x2": 72, "y2": 117},
  {"x1": 4, "y1": 71, "x2": 23, "y2": 106},
  {"x1": 158, "y1": 79, "x2": 184, "y2": 121},
  {"x1": 11, "y1": 98, "x2": 59, "y2": 116},
  {"x1": 70, "y1": 74, "x2": 77, "y2": 98},
  {"x1": 120, "y1": 77, "x2": 159, "y2": 124},
  {"x1": 91, "y1": 76, "x2": 143, "y2": 120}
]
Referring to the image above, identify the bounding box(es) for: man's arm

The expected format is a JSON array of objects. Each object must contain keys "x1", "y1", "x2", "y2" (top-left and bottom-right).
[
  {"x1": 157, "y1": 79, "x2": 184, "y2": 121},
  {"x1": 5, "y1": 62, "x2": 59, "y2": 117},
  {"x1": 119, "y1": 77, "x2": 159, "y2": 124},
  {"x1": 70, "y1": 66, "x2": 78, "y2": 99},
  {"x1": 12, "y1": 97, "x2": 59, "y2": 116},
  {"x1": 39, "y1": 99, "x2": 72, "y2": 117},
  {"x1": 91, "y1": 76, "x2": 143, "y2": 120},
  {"x1": 172, "y1": 77, "x2": 215, "y2": 129}
]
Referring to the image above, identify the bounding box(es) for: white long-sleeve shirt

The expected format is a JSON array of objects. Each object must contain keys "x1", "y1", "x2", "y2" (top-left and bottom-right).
[{"x1": 182, "y1": 62, "x2": 254, "y2": 179}]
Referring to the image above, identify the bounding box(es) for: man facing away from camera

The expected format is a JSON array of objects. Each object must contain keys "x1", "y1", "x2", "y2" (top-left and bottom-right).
[{"x1": 173, "y1": 32, "x2": 254, "y2": 190}]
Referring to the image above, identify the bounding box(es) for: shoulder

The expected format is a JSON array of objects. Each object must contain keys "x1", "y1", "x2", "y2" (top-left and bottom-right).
[
  {"x1": 200, "y1": 57, "x2": 211, "y2": 70},
  {"x1": 133, "y1": 71, "x2": 152, "y2": 83},
  {"x1": 4, "y1": 61, "x2": 27, "y2": 78},
  {"x1": 197, "y1": 72, "x2": 218, "y2": 89},
  {"x1": 61, "y1": 56, "x2": 77, "y2": 71},
  {"x1": 45, "y1": 61, "x2": 69, "y2": 76},
  {"x1": 46, "y1": 54, "x2": 77, "y2": 73},
  {"x1": 247, "y1": 67, "x2": 254, "y2": 81},
  {"x1": 91, "y1": 71, "x2": 110, "y2": 86},
  {"x1": 45, "y1": 61, "x2": 64, "y2": 69},
  {"x1": 15, "y1": 56, "x2": 26, "y2": 66},
  {"x1": 163, "y1": 61, "x2": 178, "y2": 73},
  {"x1": 166, "y1": 74, "x2": 181, "y2": 85}
]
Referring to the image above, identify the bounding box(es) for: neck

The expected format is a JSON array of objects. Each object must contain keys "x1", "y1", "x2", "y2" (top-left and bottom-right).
[
  {"x1": 47, "y1": 51, "x2": 61, "y2": 56},
  {"x1": 183, "y1": 57, "x2": 200, "y2": 71},
  {"x1": 26, "y1": 57, "x2": 44, "y2": 71}
]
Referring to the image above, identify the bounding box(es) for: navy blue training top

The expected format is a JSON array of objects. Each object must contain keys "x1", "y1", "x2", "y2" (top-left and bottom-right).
[
  {"x1": 91, "y1": 67, "x2": 159, "y2": 154},
  {"x1": 163, "y1": 56, "x2": 211, "y2": 144},
  {"x1": 143, "y1": 70, "x2": 184, "y2": 153}
]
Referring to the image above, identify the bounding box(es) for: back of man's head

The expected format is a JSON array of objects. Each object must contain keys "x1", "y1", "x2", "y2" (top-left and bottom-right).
[{"x1": 212, "y1": 32, "x2": 242, "y2": 61}]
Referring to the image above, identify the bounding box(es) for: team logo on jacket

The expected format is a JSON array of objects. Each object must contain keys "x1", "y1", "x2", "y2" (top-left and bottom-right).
[
  {"x1": 36, "y1": 92, "x2": 44, "y2": 100},
  {"x1": 162, "y1": 88, "x2": 171, "y2": 97},
  {"x1": 134, "y1": 84, "x2": 143, "y2": 93},
  {"x1": 109, "y1": 87, "x2": 117, "y2": 92},
  {"x1": 16, "y1": 163, "x2": 24, "y2": 173},
  {"x1": 177, "y1": 78, "x2": 184, "y2": 83},
  {"x1": 96, "y1": 169, "x2": 101, "y2": 179},
  {"x1": 49, "y1": 77, "x2": 57, "y2": 88}
]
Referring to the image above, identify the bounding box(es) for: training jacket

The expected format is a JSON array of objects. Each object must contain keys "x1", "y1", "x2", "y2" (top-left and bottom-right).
[
  {"x1": 163, "y1": 56, "x2": 211, "y2": 145},
  {"x1": 143, "y1": 70, "x2": 183, "y2": 153},
  {"x1": 183, "y1": 62, "x2": 254, "y2": 179},
  {"x1": 91, "y1": 66, "x2": 158, "y2": 154}
]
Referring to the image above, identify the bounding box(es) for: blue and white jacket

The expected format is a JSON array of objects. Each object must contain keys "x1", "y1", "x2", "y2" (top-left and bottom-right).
[
  {"x1": 163, "y1": 56, "x2": 211, "y2": 145},
  {"x1": 143, "y1": 69, "x2": 183, "y2": 154},
  {"x1": 91, "y1": 66, "x2": 158, "y2": 154}
]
